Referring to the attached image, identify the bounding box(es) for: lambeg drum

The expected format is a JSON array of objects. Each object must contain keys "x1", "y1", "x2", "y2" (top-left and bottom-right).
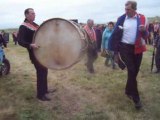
[{"x1": 33, "y1": 18, "x2": 88, "y2": 70}]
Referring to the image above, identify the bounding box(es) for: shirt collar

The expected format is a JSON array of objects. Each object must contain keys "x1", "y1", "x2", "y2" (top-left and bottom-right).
[{"x1": 126, "y1": 14, "x2": 137, "y2": 19}]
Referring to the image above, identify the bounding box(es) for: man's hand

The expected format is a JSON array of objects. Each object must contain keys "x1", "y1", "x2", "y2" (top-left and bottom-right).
[
  {"x1": 139, "y1": 25, "x2": 146, "y2": 32},
  {"x1": 30, "y1": 43, "x2": 39, "y2": 49}
]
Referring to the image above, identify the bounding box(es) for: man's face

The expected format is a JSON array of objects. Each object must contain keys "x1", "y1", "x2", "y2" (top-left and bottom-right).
[
  {"x1": 26, "y1": 9, "x2": 35, "y2": 22},
  {"x1": 88, "y1": 21, "x2": 94, "y2": 28},
  {"x1": 125, "y1": 4, "x2": 135, "y2": 17},
  {"x1": 108, "y1": 24, "x2": 113, "y2": 30}
]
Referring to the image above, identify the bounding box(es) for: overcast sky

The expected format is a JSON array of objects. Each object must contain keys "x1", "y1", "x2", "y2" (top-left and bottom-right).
[{"x1": 0, "y1": 0, "x2": 160, "y2": 29}]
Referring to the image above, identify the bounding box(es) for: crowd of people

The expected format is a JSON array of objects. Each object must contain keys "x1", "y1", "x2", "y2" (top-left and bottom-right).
[{"x1": 0, "y1": 0, "x2": 160, "y2": 110}]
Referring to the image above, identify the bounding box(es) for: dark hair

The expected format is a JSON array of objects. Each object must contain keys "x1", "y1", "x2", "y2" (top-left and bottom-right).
[
  {"x1": 125, "y1": 1, "x2": 137, "y2": 10},
  {"x1": 1, "y1": 30, "x2": 5, "y2": 33},
  {"x1": 70, "y1": 19, "x2": 78, "y2": 23},
  {"x1": 108, "y1": 22, "x2": 114, "y2": 26},
  {"x1": 24, "y1": 8, "x2": 33, "y2": 15}
]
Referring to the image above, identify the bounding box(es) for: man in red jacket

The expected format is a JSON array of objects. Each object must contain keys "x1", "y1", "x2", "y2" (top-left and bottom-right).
[{"x1": 108, "y1": 1, "x2": 148, "y2": 109}]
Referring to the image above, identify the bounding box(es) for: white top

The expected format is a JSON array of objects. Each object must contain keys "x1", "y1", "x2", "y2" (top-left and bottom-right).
[{"x1": 121, "y1": 15, "x2": 137, "y2": 45}]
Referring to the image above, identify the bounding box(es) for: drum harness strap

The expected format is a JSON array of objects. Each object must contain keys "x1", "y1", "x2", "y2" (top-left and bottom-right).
[{"x1": 22, "y1": 22, "x2": 38, "y2": 31}]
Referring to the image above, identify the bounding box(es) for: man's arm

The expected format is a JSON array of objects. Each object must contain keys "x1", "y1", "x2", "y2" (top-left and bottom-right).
[
  {"x1": 139, "y1": 16, "x2": 149, "y2": 39},
  {"x1": 17, "y1": 25, "x2": 31, "y2": 49}
]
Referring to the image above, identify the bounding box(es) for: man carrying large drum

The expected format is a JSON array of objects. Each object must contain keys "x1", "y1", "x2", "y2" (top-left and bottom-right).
[{"x1": 18, "y1": 8, "x2": 53, "y2": 101}]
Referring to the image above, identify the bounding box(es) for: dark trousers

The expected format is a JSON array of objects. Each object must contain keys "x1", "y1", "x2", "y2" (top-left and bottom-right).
[
  {"x1": 154, "y1": 32, "x2": 158, "y2": 39},
  {"x1": 105, "y1": 50, "x2": 115, "y2": 68},
  {"x1": 86, "y1": 42, "x2": 98, "y2": 73},
  {"x1": 119, "y1": 42, "x2": 142, "y2": 103},
  {"x1": 155, "y1": 47, "x2": 160, "y2": 70},
  {"x1": 33, "y1": 60, "x2": 48, "y2": 98},
  {"x1": 96, "y1": 39, "x2": 102, "y2": 52}
]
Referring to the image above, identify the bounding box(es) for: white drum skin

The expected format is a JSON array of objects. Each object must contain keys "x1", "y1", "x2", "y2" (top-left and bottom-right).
[{"x1": 33, "y1": 18, "x2": 88, "y2": 70}]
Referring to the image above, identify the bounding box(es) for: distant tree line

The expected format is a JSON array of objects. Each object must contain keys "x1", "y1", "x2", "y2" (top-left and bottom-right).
[{"x1": 148, "y1": 16, "x2": 160, "y2": 23}]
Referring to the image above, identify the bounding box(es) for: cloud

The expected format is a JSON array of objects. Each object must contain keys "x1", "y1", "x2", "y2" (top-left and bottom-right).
[{"x1": 0, "y1": 0, "x2": 160, "y2": 29}]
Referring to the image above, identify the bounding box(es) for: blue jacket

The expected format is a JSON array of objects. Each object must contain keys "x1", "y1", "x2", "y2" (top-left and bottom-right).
[
  {"x1": 101, "y1": 27, "x2": 113, "y2": 49},
  {"x1": 108, "y1": 13, "x2": 148, "y2": 54}
]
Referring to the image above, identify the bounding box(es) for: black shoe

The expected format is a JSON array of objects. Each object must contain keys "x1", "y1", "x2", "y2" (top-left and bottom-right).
[
  {"x1": 126, "y1": 92, "x2": 133, "y2": 99},
  {"x1": 37, "y1": 95, "x2": 51, "y2": 101},
  {"x1": 118, "y1": 59, "x2": 126, "y2": 70},
  {"x1": 89, "y1": 70, "x2": 94, "y2": 73},
  {"x1": 154, "y1": 69, "x2": 160, "y2": 73},
  {"x1": 88, "y1": 68, "x2": 95, "y2": 73},
  {"x1": 126, "y1": 93, "x2": 142, "y2": 109},
  {"x1": 135, "y1": 101, "x2": 142, "y2": 110},
  {"x1": 126, "y1": 94, "x2": 133, "y2": 100},
  {"x1": 46, "y1": 89, "x2": 57, "y2": 94}
]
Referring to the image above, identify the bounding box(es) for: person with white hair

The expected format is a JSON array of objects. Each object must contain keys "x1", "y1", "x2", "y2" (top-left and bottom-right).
[{"x1": 83, "y1": 19, "x2": 97, "y2": 73}]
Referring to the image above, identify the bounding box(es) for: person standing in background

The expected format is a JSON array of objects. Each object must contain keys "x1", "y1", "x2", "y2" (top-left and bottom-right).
[
  {"x1": 153, "y1": 29, "x2": 160, "y2": 73},
  {"x1": 84, "y1": 19, "x2": 98, "y2": 73},
  {"x1": 101, "y1": 22, "x2": 115, "y2": 69},
  {"x1": 95, "y1": 24, "x2": 102, "y2": 52}
]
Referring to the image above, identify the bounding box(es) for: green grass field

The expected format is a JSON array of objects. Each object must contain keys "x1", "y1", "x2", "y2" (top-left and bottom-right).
[{"x1": 0, "y1": 39, "x2": 160, "y2": 120}]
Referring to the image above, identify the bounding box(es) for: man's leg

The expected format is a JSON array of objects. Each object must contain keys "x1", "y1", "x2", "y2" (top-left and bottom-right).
[
  {"x1": 34, "y1": 62, "x2": 50, "y2": 101},
  {"x1": 86, "y1": 44, "x2": 97, "y2": 73},
  {"x1": 119, "y1": 43, "x2": 142, "y2": 109}
]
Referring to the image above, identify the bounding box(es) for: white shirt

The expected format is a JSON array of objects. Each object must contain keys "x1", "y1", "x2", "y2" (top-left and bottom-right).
[{"x1": 121, "y1": 15, "x2": 137, "y2": 45}]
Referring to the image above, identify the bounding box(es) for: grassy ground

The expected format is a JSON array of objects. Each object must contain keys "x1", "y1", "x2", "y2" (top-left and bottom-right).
[{"x1": 0, "y1": 39, "x2": 160, "y2": 120}]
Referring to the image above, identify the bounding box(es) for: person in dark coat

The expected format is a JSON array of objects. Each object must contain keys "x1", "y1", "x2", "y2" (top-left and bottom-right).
[
  {"x1": 153, "y1": 29, "x2": 160, "y2": 73},
  {"x1": 18, "y1": 8, "x2": 54, "y2": 101},
  {"x1": 94, "y1": 25, "x2": 102, "y2": 52},
  {"x1": 12, "y1": 32, "x2": 18, "y2": 45},
  {"x1": 83, "y1": 19, "x2": 98, "y2": 73},
  {"x1": 0, "y1": 32, "x2": 7, "y2": 47},
  {"x1": 0, "y1": 32, "x2": 7, "y2": 66}
]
